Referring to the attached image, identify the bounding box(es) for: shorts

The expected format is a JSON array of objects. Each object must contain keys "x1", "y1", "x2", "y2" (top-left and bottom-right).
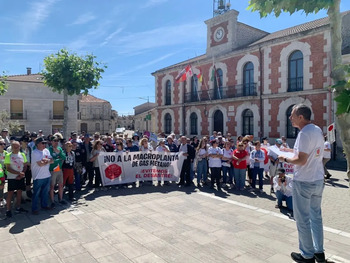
[
  {"x1": 8, "y1": 178, "x2": 26, "y2": 192},
  {"x1": 50, "y1": 170, "x2": 63, "y2": 186},
  {"x1": 63, "y1": 168, "x2": 74, "y2": 185}
]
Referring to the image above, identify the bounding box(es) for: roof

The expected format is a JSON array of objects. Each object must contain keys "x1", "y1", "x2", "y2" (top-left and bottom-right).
[
  {"x1": 80, "y1": 94, "x2": 109, "y2": 103},
  {"x1": 5, "y1": 74, "x2": 44, "y2": 83},
  {"x1": 250, "y1": 10, "x2": 350, "y2": 46}
]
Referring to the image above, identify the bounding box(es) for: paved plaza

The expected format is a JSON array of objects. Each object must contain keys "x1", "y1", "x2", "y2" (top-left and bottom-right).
[{"x1": 0, "y1": 169, "x2": 349, "y2": 263}]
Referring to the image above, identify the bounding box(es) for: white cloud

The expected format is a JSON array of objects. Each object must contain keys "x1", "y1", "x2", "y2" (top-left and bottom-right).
[
  {"x1": 110, "y1": 23, "x2": 205, "y2": 55},
  {"x1": 100, "y1": 27, "x2": 125, "y2": 47},
  {"x1": 21, "y1": 0, "x2": 60, "y2": 39},
  {"x1": 70, "y1": 12, "x2": 96, "y2": 25}
]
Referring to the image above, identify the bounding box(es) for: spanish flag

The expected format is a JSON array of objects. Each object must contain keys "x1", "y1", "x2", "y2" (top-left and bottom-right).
[
  {"x1": 197, "y1": 68, "x2": 203, "y2": 82},
  {"x1": 175, "y1": 65, "x2": 193, "y2": 83}
]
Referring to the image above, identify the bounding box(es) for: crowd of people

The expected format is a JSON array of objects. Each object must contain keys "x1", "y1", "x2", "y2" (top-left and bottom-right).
[{"x1": 0, "y1": 104, "x2": 331, "y2": 262}]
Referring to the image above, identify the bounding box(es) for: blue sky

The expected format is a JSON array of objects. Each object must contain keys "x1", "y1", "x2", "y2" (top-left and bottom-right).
[{"x1": 1, "y1": 0, "x2": 349, "y2": 115}]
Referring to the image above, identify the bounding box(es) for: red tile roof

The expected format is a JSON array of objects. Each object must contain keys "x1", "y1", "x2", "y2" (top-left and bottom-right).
[{"x1": 80, "y1": 94, "x2": 109, "y2": 103}]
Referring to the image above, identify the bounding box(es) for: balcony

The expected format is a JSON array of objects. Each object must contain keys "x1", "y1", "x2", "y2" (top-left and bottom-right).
[
  {"x1": 184, "y1": 83, "x2": 257, "y2": 103},
  {"x1": 10, "y1": 112, "x2": 24, "y2": 119}
]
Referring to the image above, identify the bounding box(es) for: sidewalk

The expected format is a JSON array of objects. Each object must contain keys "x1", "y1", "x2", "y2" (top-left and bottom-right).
[{"x1": 0, "y1": 169, "x2": 349, "y2": 263}]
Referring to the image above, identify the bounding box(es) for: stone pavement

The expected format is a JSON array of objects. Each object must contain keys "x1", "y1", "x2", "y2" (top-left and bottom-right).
[{"x1": 0, "y1": 169, "x2": 349, "y2": 263}]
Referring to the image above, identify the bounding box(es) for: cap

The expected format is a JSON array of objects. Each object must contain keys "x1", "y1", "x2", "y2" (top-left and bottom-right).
[
  {"x1": 275, "y1": 139, "x2": 283, "y2": 145},
  {"x1": 1, "y1": 128, "x2": 8, "y2": 132},
  {"x1": 210, "y1": 139, "x2": 217, "y2": 144},
  {"x1": 31, "y1": 132, "x2": 38, "y2": 138},
  {"x1": 71, "y1": 131, "x2": 77, "y2": 136},
  {"x1": 35, "y1": 137, "x2": 47, "y2": 145},
  {"x1": 167, "y1": 136, "x2": 173, "y2": 140},
  {"x1": 38, "y1": 130, "x2": 43, "y2": 133}
]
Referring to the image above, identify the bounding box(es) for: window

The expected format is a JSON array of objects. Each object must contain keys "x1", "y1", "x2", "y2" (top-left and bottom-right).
[
  {"x1": 10, "y1": 100, "x2": 23, "y2": 119},
  {"x1": 243, "y1": 62, "x2": 254, "y2": 96},
  {"x1": 242, "y1": 109, "x2": 253, "y2": 136},
  {"x1": 191, "y1": 75, "x2": 198, "y2": 102},
  {"x1": 95, "y1": 123, "x2": 100, "y2": 131},
  {"x1": 190, "y1": 112, "x2": 198, "y2": 135},
  {"x1": 288, "y1": 50, "x2": 303, "y2": 92},
  {"x1": 214, "y1": 68, "x2": 223, "y2": 99},
  {"x1": 164, "y1": 113, "x2": 172, "y2": 134},
  {"x1": 165, "y1": 80, "x2": 171, "y2": 105},
  {"x1": 81, "y1": 123, "x2": 88, "y2": 133},
  {"x1": 213, "y1": 110, "x2": 223, "y2": 133},
  {"x1": 53, "y1": 101, "x2": 64, "y2": 119},
  {"x1": 286, "y1": 105, "x2": 299, "y2": 138}
]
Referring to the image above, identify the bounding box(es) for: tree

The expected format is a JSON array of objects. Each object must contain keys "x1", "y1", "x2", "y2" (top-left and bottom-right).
[
  {"x1": 0, "y1": 71, "x2": 8, "y2": 96},
  {"x1": 42, "y1": 49, "x2": 106, "y2": 138},
  {"x1": 0, "y1": 110, "x2": 21, "y2": 135},
  {"x1": 248, "y1": 0, "x2": 350, "y2": 182}
]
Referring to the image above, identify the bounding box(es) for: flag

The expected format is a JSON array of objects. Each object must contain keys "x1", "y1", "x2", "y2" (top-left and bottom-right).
[
  {"x1": 175, "y1": 65, "x2": 193, "y2": 83},
  {"x1": 197, "y1": 68, "x2": 203, "y2": 82}
]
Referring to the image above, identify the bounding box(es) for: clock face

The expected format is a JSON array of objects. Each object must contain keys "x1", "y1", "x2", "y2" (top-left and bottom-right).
[{"x1": 214, "y1": 27, "x2": 225, "y2": 42}]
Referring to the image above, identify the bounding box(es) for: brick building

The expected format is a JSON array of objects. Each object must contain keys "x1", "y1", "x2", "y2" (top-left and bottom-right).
[{"x1": 152, "y1": 9, "x2": 350, "y2": 144}]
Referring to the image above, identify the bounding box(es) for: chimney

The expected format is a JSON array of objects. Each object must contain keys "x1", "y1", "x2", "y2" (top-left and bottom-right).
[{"x1": 26, "y1": 67, "x2": 32, "y2": 75}]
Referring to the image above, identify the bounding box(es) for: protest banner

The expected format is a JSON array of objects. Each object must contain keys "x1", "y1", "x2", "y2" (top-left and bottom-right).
[
  {"x1": 282, "y1": 162, "x2": 294, "y2": 175},
  {"x1": 98, "y1": 151, "x2": 185, "y2": 186}
]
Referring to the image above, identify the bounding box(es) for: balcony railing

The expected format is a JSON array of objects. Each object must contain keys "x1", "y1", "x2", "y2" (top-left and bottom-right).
[
  {"x1": 288, "y1": 77, "x2": 303, "y2": 92},
  {"x1": 184, "y1": 83, "x2": 257, "y2": 103},
  {"x1": 10, "y1": 112, "x2": 24, "y2": 119}
]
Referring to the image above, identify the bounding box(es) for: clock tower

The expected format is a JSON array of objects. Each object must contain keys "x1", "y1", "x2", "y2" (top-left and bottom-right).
[{"x1": 205, "y1": 8, "x2": 239, "y2": 57}]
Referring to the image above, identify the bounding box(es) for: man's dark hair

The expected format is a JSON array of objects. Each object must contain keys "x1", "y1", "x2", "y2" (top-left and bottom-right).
[{"x1": 293, "y1": 104, "x2": 311, "y2": 121}]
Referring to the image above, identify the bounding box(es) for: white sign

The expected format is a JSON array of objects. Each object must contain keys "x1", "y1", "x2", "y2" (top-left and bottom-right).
[
  {"x1": 268, "y1": 146, "x2": 295, "y2": 159},
  {"x1": 327, "y1": 123, "x2": 335, "y2": 144},
  {"x1": 228, "y1": 106, "x2": 235, "y2": 111},
  {"x1": 98, "y1": 152, "x2": 185, "y2": 186}
]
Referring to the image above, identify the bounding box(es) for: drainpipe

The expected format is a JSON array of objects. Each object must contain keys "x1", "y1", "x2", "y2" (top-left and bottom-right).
[{"x1": 259, "y1": 47, "x2": 264, "y2": 140}]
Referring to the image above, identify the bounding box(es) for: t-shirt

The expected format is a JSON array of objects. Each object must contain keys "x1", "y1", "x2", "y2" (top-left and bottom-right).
[
  {"x1": 31, "y1": 149, "x2": 52, "y2": 180},
  {"x1": 208, "y1": 147, "x2": 223, "y2": 168},
  {"x1": 222, "y1": 148, "x2": 233, "y2": 167},
  {"x1": 49, "y1": 146, "x2": 66, "y2": 172},
  {"x1": 323, "y1": 141, "x2": 331, "y2": 159},
  {"x1": 232, "y1": 149, "x2": 248, "y2": 169},
  {"x1": 62, "y1": 150, "x2": 75, "y2": 169},
  {"x1": 0, "y1": 150, "x2": 8, "y2": 167},
  {"x1": 293, "y1": 123, "x2": 324, "y2": 182},
  {"x1": 4, "y1": 152, "x2": 27, "y2": 179}
]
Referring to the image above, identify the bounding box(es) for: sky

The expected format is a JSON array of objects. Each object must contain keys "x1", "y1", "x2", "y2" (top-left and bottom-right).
[{"x1": 1, "y1": 0, "x2": 349, "y2": 116}]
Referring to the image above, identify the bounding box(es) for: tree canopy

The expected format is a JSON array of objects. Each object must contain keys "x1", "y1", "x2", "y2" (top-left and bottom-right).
[
  {"x1": 42, "y1": 48, "x2": 106, "y2": 96},
  {"x1": 0, "y1": 71, "x2": 8, "y2": 96}
]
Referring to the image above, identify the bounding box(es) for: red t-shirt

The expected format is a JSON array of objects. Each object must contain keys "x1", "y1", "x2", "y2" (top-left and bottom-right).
[{"x1": 232, "y1": 149, "x2": 248, "y2": 169}]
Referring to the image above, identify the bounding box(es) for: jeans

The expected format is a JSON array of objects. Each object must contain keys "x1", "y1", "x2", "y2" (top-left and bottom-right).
[
  {"x1": 32, "y1": 177, "x2": 50, "y2": 212},
  {"x1": 275, "y1": 190, "x2": 293, "y2": 210},
  {"x1": 222, "y1": 165, "x2": 233, "y2": 184},
  {"x1": 293, "y1": 180, "x2": 324, "y2": 259},
  {"x1": 196, "y1": 159, "x2": 207, "y2": 184},
  {"x1": 252, "y1": 167, "x2": 264, "y2": 189},
  {"x1": 210, "y1": 167, "x2": 221, "y2": 189},
  {"x1": 234, "y1": 168, "x2": 246, "y2": 190}
]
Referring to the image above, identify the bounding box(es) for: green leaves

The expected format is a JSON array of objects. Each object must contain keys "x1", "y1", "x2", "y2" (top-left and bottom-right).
[
  {"x1": 0, "y1": 71, "x2": 8, "y2": 96},
  {"x1": 41, "y1": 48, "x2": 107, "y2": 96},
  {"x1": 247, "y1": 0, "x2": 333, "y2": 17},
  {"x1": 334, "y1": 89, "x2": 350, "y2": 114}
]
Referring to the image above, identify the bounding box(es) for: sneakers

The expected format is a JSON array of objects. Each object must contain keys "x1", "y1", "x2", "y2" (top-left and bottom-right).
[
  {"x1": 59, "y1": 199, "x2": 67, "y2": 205},
  {"x1": 6, "y1": 210, "x2": 12, "y2": 218},
  {"x1": 0, "y1": 198, "x2": 6, "y2": 207},
  {"x1": 291, "y1": 252, "x2": 315, "y2": 263},
  {"x1": 51, "y1": 202, "x2": 56, "y2": 209},
  {"x1": 325, "y1": 174, "x2": 332, "y2": 179},
  {"x1": 15, "y1": 207, "x2": 28, "y2": 214}
]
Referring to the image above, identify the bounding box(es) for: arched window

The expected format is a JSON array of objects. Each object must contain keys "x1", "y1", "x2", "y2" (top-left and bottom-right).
[
  {"x1": 190, "y1": 112, "x2": 198, "y2": 135},
  {"x1": 242, "y1": 109, "x2": 253, "y2": 136},
  {"x1": 288, "y1": 50, "x2": 303, "y2": 92},
  {"x1": 164, "y1": 113, "x2": 172, "y2": 134},
  {"x1": 286, "y1": 105, "x2": 299, "y2": 138},
  {"x1": 213, "y1": 110, "x2": 223, "y2": 133},
  {"x1": 191, "y1": 75, "x2": 198, "y2": 102},
  {"x1": 165, "y1": 80, "x2": 171, "y2": 105},
  {"x1": 214, "y1": 68, "x2": 223, "y2": 99},
  {"x1": 243, "y1": 62, "x2": 254, "y2": 96}
]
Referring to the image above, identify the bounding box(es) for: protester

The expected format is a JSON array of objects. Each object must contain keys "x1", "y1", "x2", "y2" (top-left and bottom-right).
[
  {"x1": 232, "y1": 142, "x2": 248, "y2": 191},
  {"x1": 196, "y1": 138, "x2": 208, "y2": 187},
  {"x1": 273, "y1": 168, "x2": 293, "y2": 211},
  {"x1": 177, "y1": 136, "x2": 195, "y2": 187},
  {"x1": 278, "y1": 104, "x2": 326, "y2": 263},
  {"x1": 323, "y1": 135, "x2": 332, "y2": 179},
  {"x1": 62, "y1": 141, "x2": 75, "y2": 201},
  {"x1": 0, "y1": 139, "x2": 8, "y2": 207},
  {"x1": 249, "y1": 141, "x2": 265, "y2": 193},
  {"x1": 89, "y1": 139, "x2": 106, "y2": 189},
  {"x1": 208, "y1": 140, "x2": 223, "y2": 191},
  {"x1": 221, "y1": 141, "x2": 233, "y2": 187},
  {"x1": 19, "y1": 136, "x2": 32, "y2": 199},
  {"x1": 4, "y1": 141, "x2": 28, "y2": 217},
  {"x1": 31, "y1": 137, "x2": 53, "y2": 215},
  {"x1": 268, "y1": 139, "x2": 284, "y2": 194}
]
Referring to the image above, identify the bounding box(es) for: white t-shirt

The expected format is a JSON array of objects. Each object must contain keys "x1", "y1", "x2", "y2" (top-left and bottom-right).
[
  {"x1": 31, "y1": 148, "x2": 52, "y2": 180},
  {"x1": 293, "y1": 123, "x2": 324, "y2": 182},
  {"x1": 208, "y1": 147, "x2": 223, "y2": 168},
  {"x1": 323, "y1": 141, "x2": 331, "y2": 159}
]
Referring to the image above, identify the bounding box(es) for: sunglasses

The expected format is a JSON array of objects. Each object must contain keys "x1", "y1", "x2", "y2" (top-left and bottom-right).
[
  {"x1": 52, "y1": 140, "x2": 59, "y2": 142},
  {"x1": 0, "y1": 143, "x2": 5, "y2": 146},
  {"x1": 41, "y1": 142, "x2": 47, "y2": 145}
]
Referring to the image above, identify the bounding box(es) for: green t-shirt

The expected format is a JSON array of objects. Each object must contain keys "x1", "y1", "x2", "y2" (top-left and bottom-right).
[
  {"x1": 49, "y1": 146, "x2": 66, "y2": 172},
  {"x1": 4, "y1": 152, "x2": 27, "y2": 180}
]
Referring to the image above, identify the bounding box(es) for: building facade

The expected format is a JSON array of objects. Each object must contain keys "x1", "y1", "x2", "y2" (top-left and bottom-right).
[
  {"x1": 152, "y1": 9, "x2": 350, "y2": 144},
  {"x1": 133, "y1": 102, "x2": 156, "y2": 133},
  {"x1": 79, "y1": 94, "x2": 117, "y2": 135},
  {"x1": 2, "y1": 69, "x2": 79, "y2": 136}
]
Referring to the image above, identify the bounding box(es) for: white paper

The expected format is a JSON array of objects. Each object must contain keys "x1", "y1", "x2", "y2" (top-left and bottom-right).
[{"x1": 268, "y1": 146, "x2": 295, "y2": 159}]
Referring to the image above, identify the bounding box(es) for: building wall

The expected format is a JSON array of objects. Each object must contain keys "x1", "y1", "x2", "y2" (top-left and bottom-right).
[{"x1": 0, "y1": 81, "x2": 78, "y2": 136}]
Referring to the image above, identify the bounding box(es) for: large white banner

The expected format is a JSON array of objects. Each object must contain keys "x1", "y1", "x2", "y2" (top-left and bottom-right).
[{"x1": 98, "y1": 152, "x2": 185, "y2": 186}]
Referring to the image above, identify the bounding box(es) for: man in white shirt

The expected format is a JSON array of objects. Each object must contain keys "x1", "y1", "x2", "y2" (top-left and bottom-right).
[
  {"x1": 323, "y1": 136, "x2": 332, "y2": 179},
  {"x1": 273, "y1": 168, "x2": 293, "y2": 211},
  {"x1": 31, "y1": 137, "x2": 53, "y2": 215},
  {"x1": 279, "y1": 104, "x2": 325, "y2": 263}
]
